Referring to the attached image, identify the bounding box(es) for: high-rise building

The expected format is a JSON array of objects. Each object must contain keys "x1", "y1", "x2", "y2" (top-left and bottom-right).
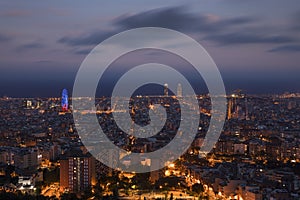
[
  {"x1": 60, "y1": 148, "x2": 96, "y2": 193},
  {"x1": 245, "y1": 97, "x2": 249, "y2": 120},
  {"x1": 177, "y1": 83, "x2": 182, "y2": 97},
  {"x1": 23, "y1": 100, "x2": 32, "y2": 109},
  {"x1": 61, "y1": 89, "x2": 68, "y2": 112},
  {"x1": 228, "y1": 90, "x2": 248, "y2": 120},
  {"x1": 227, "y1": 98, "x2": 233, "y2": 120},
  {"x1": 14, "y1": 149, "x2": 38, "y2": 169},
  {"x1": 95, "y1": 148, "x2": 119, "y2": 176},
  {"x1": 163, "y1": 83, "x2": 168, "y2": 96},
  {"x1": 150, "y1": 159, "x2": 162, "y2": 183}
]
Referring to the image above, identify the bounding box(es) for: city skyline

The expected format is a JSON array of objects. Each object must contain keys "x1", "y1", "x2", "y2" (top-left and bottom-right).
[
  {"x1": 0, "y1": 94, "x2": 300, "y2": 199},
  {"x1": 1, "y1": 2, "x2": 300, "y2": 199},
  {"x1": 0, "y1": 1, "x2": 300, "y2": 97}
]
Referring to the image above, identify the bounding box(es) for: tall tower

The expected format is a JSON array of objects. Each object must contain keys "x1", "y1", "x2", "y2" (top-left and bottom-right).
[
  {"x1": 177, "y1": 83, "x2": 182, "y2": 97},
  {"x1": 163, "y1": 83, "x2": 168, "y2": 96},
  {"x1": 227, "y1": 98, "x2": 233, "y2": 120},
  {"x1": 61, "y1": 89, "x2": 68, "y2": 112},
  {"x1": 60, "y1": 149, "x2": 96, "y2": 193},
  {"x1": 245, "y1": 96, "x2": 249, "y2": 120}
]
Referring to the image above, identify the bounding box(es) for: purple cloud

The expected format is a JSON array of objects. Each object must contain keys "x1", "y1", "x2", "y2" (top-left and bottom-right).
[
  {"x1": 268, "y1": 44, "x2": 300, "y2": 53},
  {"x1": 0, "y1": 10, "x2": 31, "y2": 17},
  {"x1": 0, "y1": 33, "x2": 12, "y2": 42},
  {"x1": 16, "y1": 42, "x2": 44, "y2": 52},
  {"x1": 58, "y1": 6, "x2": 257, "y2": 47},
  {"x1": 205, "y1": 33, "x2": 295, "y2": 45}
]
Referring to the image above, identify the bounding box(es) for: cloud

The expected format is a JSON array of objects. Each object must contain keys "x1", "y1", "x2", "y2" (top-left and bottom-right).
[
  {"x1": 17, "y1": 42, "x2": 44, "y2": 52},
  {"x1": 205, "y1": 33, "x2": 295, "y2": 45},
  {"x1": 291, "y1": 11, "x2": 300, "y2": 31},
  {"x1": 268, "y1": 44, "x2": 300, "y2": 53},
  {"x1": 34, "y1": 60, "x2": 55, "y2": 64},
  {"x1": 0, "y1": 33, "x2": 12, "y2": 42},
  {"x1": 58, "y1": 29, "x2": 120, "y2": 46},
  {"x1": 113, "y1": 6, "x2": 199, "y2": 31},
  {"x1": 0, "y1": 10, "x2": 31, "y2": 17},
  {"x1": 74, "y1": 48, "x2": 92, "y2": 55},
  {"x1": 58, "y1": 6, "x2": 297, "y2": 49},
  {"x1": 114, "y1": 6, "x2": 255, "y2": 33},
  {"x1": 58, "y1": 6, "x2": 256, "y2": 47}
]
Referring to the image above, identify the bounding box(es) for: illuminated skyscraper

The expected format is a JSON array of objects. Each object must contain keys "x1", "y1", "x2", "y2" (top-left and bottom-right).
[
  {"x1": 177, "y1": 83, "x2": 182, "y2": 97},
  {"x1": 245, "y1": 97, "x2": 249, "y2": 120},
  {"x1": 164, "y1": 83, "x2": 168, "y2": 96},
  {"x1": 61, "y1": 89, "x2": 68, "y2": 112},
  {"x1": 227, "y1": 98, "x2": 233, "y2": 120},
  {"x1": 60, "y1": 149, "x2": 96, "y2": 193},
  {"x1": 228, "y1": 90, "x2": 248, "y2": 120}
]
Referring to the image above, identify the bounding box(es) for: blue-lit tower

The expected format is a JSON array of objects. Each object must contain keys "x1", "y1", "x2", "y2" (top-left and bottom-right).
[{"x1": 61, "y1": 89, "x2": 68, "y2": 112}]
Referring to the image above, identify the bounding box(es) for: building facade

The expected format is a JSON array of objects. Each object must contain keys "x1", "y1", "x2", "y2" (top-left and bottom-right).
[{"x1": 60, "y1": 149, "x2": 96, "y2": 193}]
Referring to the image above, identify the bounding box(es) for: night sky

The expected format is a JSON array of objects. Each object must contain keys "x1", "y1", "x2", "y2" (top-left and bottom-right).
[{"x1": 1, "y1": 0, "x2": 300, "y2": 97}]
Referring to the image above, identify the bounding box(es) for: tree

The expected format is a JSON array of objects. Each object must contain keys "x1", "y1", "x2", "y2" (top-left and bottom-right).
[
  {"x1": 112, "y1": 185, "x2": 119, "y2": 198},
  {"x1": 82, "y1": 186, "x2": 93, "y2": 199},
  {"x1": 93, "y1": 182, "x2": 103, "y2": 200},
  {"x1": 192, "y1": 183, "x2": 204, "y2": 194},
  {"x1": 43, "y1": 167, "x2": 59, "y2": 185},
  {"x1": 170, "y1": 193, "x2": 174, "y2": 200},
  {"x1": 131, "y1": 172, "x2": 151, "y2": 190},
  {"x1": 60, "y1": 193, "x2": 80, "y2": 200}
]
